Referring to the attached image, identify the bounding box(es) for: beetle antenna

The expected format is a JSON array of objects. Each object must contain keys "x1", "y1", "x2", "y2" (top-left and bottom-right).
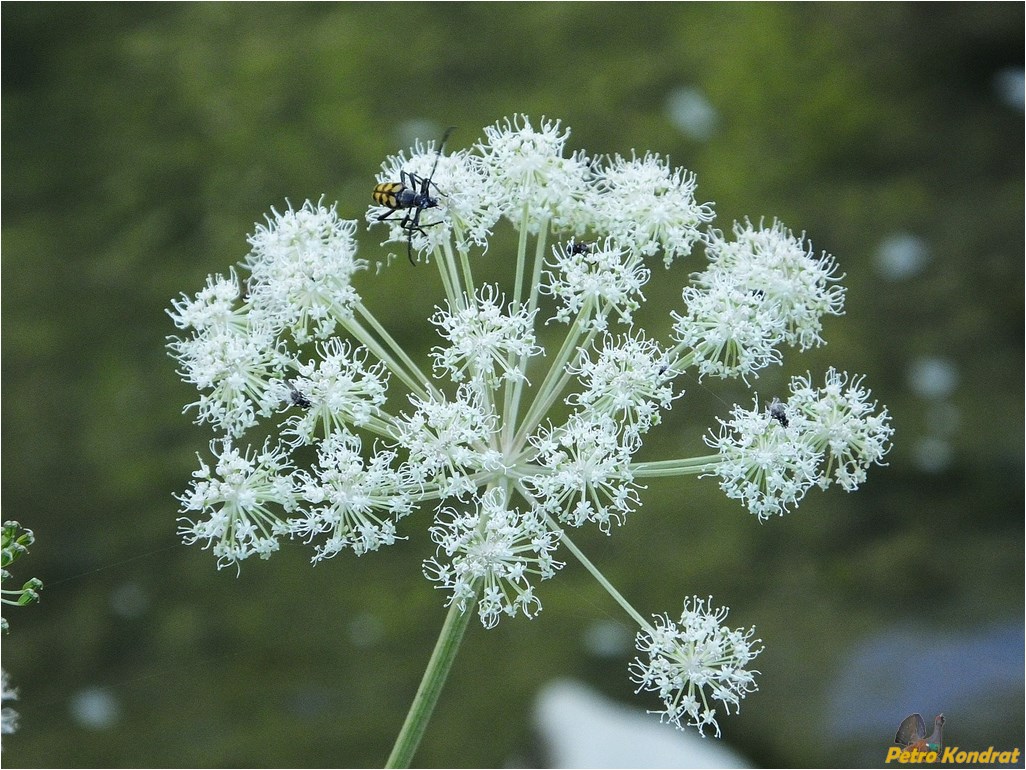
[{"x1": 425, "y1": 126, "x2": 456, "y2": 182}]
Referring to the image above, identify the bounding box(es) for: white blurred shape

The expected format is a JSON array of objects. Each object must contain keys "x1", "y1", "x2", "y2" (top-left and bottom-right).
[
  {"x1": 396, "y1": 118, "x2": 444, "y2": 150},
  {"x1": 907, "y1": 356, "x2": 958, "y2": 400},
  {"x1": 912, "y1": 435, "x2": 954, "y2": 474},
  {"x1": 534, "y1": 679, "x2": 752, "y2": 769},
  {"x1": 581, "y1": 619, "x2": 633, "y2": 659},
  {"x1": 347, "y1": 611, "x2": 385, "y2": 648},
  {"x1": 666, "y1": 87, "x2": 720, "y2": 141},
  {"x1": 924, "y1": 401, "x2": 960, "y2": 436},
  {"x1": 992, "y1": 67, "x2": 1025, "y2": 110},
  {"x1": 110, "y1": 581, "x2": 149, "y2": 619},
  {"x1": 874, "y1": 232, "x2": 930, "y2": 281},
  {"x1": 69, "y1": 687, "x2": 120, "y2": 730}
]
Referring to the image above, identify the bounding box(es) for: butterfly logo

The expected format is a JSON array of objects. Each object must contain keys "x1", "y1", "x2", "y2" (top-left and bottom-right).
[{"x1": 895, "y1": 713, "x2": 945, "y2": 753}]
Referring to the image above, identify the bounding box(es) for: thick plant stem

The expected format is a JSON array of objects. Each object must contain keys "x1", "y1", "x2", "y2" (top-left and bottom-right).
[{"x1": 385, "y1": 594, "x2": 477, "y2": 768}]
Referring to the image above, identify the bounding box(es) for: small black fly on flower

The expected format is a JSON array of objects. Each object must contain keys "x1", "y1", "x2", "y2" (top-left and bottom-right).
[
  {"x1": 567, "y1": 240, "x2": 594, "y2": 256},
  {"x1": 287, "y1": 381, "x2": 312, "y2": 409}
]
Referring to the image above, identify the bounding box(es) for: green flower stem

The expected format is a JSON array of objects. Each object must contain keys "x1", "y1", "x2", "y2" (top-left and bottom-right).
[
  {"x1": 503, "y1": 224, "x2": 552, "y2": 450},
  {"x1": 666, "y1": 345, "x2": 697, "y2": 372},
  {"x1": 436, "y1": 237, "x2": 472, "y2": 307},
  {"x1": 386, "y1": 591, "x2": 479, "y2": 769},
  {"x1": 511, "y1": 202, "x2": 531, "y2": 309},
  {"x1": 511, "y1": 302, "x2": 600, "y2": 452},
  {"x1": 455, "y1": 241, "x2": 476, "y2": 301},
  {"x1": 526, "y1": 224, "x2": 549, "y2": 318},
  {"x1": 542, "y1": 511, "x2": 652, "y2": 633},
  {"x1": 630, "y1": 455, "x2": 720, "y2": 477},
  {"x1": 351, "y1": 304, "x2": 438, "y2": 400},
  {"x1": 502, "y1": 227, "x2": 547, "y2": 450},
  {"x1": 353, "y1": 413, "x2": 402, "y2": 442},
  {"x1": 435, "y1": 242, "x2": 459, "y2": 309}
]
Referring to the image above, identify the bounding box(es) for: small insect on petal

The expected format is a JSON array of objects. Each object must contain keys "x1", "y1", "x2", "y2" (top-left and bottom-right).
[
  {"x1": 767, "y1": 397, "x2": 788, "y2": 427},
  {"x1": 287, "y1": 381, "x2": 312, "y2": 409}
]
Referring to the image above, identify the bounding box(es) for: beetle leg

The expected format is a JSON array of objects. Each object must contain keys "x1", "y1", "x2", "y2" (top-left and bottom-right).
[{"x1": 407, "y1": 232, "x2": 417, "y2": 265}]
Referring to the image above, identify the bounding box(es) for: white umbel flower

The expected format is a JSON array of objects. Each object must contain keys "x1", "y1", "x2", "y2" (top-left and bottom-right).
[
  {"x1": 280, "y1": 338, "x2": 390, "y2": 445},
  {"x1": 703, "y1": 219, "x2": 845, "y2": 351},
  {"x1": 788, "y1": 368, "x2": 894, "y2": 491},
  {"x1": 430, "y1": 285, "x2": 542, "y2": 388},
  {"x1": 543, "y1": 237, "x2": 650, "y2": 331},
  {"x1": 587, "y1": 152, "x2": 715, "y2": 267},
  {"x1": 176, "y1": 439, "x2": 295, "y2": 570},
  {"x1": 673, "y1": 268, "x2": 785, "y2": 382},
  {"x1": 423, "y1": 487, "x2": 563, "y2": 629},
  {"x1": 289, "y1": 430, "x2": 413, "y2": 561},
  {"x1": 567, "y1": 331, "x2": 679, "y2": 439},
  {"x1": 525, "y1": 413, "x2": 642, "y2": 532},
  {"x1": 631, "y1": 596, "x2": 762, "y2": 737},
  {"x1": 166, "y1": 269, "x2": 247, "y2": 334},
  {"x1": 705, "y1": 396, "x2": 820, "y2": 520},
  {"x1": 395, "y1": 386, "x2": 503, "y2": 499},
  {"x1": 475, "y1": 114, "x2": 591, "y2": 233},
  {"x1": 244, "y1": 200, "x2": 366, "y2": 342},
  {"x1": 170, "y1": 117, "x2": 893, "y2": 741},
  {"x1": 673, "y1": 220, "x2": 844, "y2": 382},
  {"x1": 169, "y1": 323, "x2": 290, "y2": 437},
  {"x1": 707, "y1": 370, "x2": 893, "y2": 517},
  {"x1": 368, "y1": 135, "x2": 497, "y2": 259}
]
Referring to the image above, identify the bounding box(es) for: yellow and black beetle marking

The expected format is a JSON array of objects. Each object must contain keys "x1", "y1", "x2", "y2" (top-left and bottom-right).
[{"x1": 372, "y1": 126, "x2": 455, "y2": 265}]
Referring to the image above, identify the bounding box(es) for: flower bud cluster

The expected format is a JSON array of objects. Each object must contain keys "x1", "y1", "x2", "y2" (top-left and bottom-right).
[
  {"x1": 2, "y1": 521, "x2": 43, "y2": 737},
  {"x1": 2, "y1": 522, "x2": 43, "y2": 633}
]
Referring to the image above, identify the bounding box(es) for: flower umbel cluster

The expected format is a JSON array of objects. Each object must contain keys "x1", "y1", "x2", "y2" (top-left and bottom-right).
[
  {"x1": 631, "y1": 597, "x2": 763, "y2": 737},
  {"x1": 168, "y1": 116, "x2": 892, "y2": 739}
]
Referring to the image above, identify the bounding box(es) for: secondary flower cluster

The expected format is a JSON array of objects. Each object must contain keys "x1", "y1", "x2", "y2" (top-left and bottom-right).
[
  {"x1": 168, "y1": 115, "x2": 892, "y2": 736},
  {"x1": 672, "y1": 219, "x2": 845, "y2": 381}
]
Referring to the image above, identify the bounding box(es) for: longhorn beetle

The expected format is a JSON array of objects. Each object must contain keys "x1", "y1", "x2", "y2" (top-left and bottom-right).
[{"x1": 372, "y1": 126, "x2": 455, "y2": 265}]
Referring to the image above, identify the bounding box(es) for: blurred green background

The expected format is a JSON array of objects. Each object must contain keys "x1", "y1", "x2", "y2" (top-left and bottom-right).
[{"x1": 2, "y1": 3, "x2": 1022, "y2": 767}]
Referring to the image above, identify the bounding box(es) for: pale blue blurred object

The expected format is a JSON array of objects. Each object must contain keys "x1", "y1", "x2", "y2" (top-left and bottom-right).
[
  {"x1": 665, "y1": 86, "x2": 720, "y2": 142},
  {"x1": 907, "y1": 356, "x2": 958, "y2": 400},
  {"x1": 69, "y1": 687, "x2": 120, "y2": 730},
  {"x1": 992, "y1": 67, "x2": 1025, "y2": 111},
  {"x1": 874, "y1": 232, "x2": 930, "y2": 281}
]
